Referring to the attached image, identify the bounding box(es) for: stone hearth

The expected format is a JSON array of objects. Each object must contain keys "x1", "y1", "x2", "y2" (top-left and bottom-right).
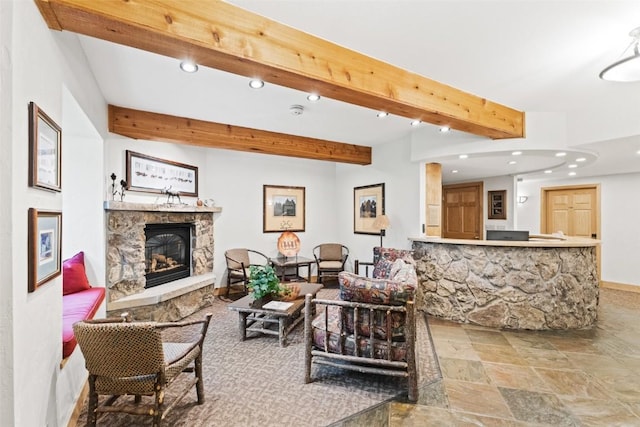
[{"x1": 104, "y1": 201, "x2": 221, "y2": 321}]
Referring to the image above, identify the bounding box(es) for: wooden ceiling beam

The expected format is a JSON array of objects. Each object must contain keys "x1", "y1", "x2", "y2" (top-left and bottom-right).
[
  {"x1": 108, "y1": 105, "x2": 372, "y2": 165},
  {"x1": 36, "y1": 0, "x2": 525, "y2": 140}
]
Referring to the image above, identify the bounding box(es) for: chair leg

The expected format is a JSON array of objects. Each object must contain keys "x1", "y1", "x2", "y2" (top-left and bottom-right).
[
  {"x1": 153, "y1": 382, "x2": 164, "y2": 427},
  {"x1": 195, "y1": 355, "x2": 205, "y2": 404},
  {"x1": 86, "y1": 376, "x2": 98, "y2": 427}
]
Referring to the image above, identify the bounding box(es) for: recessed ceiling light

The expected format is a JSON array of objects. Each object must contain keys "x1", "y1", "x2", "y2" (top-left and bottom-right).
[
  {"x1": 179, "y1": 60, "x2": 198, "y2": 73},
  {"x1": 568, "y1": 164, "x2": 578, "y2": 168},
  {"x1": 544, "y1": 170, "x2": 553, "y2": 174},
  {"x1": 410, "y1": 120, "x2": 421, "y2": 127},
  {"x1": 439, "y1": 126, "x2": 451, "y2": 133},
  {"x1": 568, "y1": 172, "x2": 577, "y2": 176},
  {"x1": 458, "y1": 154, "x2": 468, "y2": 159},
  {"x1": 377, "y1": 111, "x2": 388, "y2": 118},
  {"x1": 555, "y1": 152, "x2": 567, "y2": 157},
  {"x1": 636, "y1": 149, "x2": 640, "y2": 155},
  {"x1": 511, "y1": 151, "x2": 522, "y2": 156},
  {"x1": 508, "y1": 160, "x2": 517, "y2": 165},
  {"x1": 451, "y1": 170, "x2": 459, "y2": 174},
  {"x1": 249, "y1": 79, "x2": 264, "y2": 89},
  {"x1": 576, "y1": 157, "x2": 586, "y2": 162},
  {"x1": 307, "y1": 93, "x2": 320, "y2": 101}
]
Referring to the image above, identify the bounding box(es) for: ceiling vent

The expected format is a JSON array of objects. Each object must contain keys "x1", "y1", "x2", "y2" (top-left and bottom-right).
[{"x1": 289, "y1": 104, "x2": 304, "y2": 116}]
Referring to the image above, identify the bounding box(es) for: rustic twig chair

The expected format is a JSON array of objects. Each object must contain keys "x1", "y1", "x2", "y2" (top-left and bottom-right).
[{"x1": 73, "y1": 313, "x2": 212, "y2": 427}]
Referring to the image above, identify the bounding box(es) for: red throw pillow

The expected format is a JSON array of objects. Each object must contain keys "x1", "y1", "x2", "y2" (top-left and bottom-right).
[{"x1": 62, "y1": 251, "x2": 91, "y2": 295}]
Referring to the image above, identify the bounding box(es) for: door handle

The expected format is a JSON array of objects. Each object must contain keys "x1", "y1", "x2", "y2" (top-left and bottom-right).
[{"x1": 591, "y1": 233, "x2": 597, "y2": 239}]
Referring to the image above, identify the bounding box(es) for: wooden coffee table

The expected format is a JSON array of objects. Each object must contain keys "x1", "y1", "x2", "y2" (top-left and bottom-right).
[{"x1": 227, "y1": 282, "x2": 323, "y2": 347}]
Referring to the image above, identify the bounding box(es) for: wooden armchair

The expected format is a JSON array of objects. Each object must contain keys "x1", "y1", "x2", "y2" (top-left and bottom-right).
[
  {"x1": 73, "y1": 313, "x2": 212, "y2": 427},
  {"x1": 224, "y1": 248, "x2": 269, "y2": 296},
  {"x1": 313, "y1": 243, "x2": 349, "y2": 284},
  {"x1": 303, "y1": 252, "x2": 419, "y2": 401}
]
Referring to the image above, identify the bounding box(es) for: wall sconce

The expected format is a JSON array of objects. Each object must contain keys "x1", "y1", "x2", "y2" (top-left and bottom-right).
[{"x1": 517, "y1": 196, "x2": 529, "y2": 204}]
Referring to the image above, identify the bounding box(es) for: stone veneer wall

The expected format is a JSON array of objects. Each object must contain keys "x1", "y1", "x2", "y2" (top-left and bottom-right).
[{"x1": 412, "y1": 242, "x2": 599, "y2": 330}]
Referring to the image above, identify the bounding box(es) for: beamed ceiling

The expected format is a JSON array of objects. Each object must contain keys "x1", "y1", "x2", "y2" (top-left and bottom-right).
[{"x1": 35, "y1": 0, "x2": 524, "y2": 165}]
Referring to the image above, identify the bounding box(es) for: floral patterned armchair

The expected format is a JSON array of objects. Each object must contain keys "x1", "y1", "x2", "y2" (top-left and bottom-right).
[{"x1": 303, "y1": 247, "x2": 419, "y2": 401}]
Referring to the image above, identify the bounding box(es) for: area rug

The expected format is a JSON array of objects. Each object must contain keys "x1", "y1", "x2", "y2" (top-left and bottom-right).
[{"x1": 76, "y1": 289, "x2": 441, "y2": 426}]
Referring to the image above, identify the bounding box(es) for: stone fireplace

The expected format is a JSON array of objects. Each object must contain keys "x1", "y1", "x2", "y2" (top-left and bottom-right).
[{"x1": 104, "y1": 201, "x2": 221, "y2": 321}]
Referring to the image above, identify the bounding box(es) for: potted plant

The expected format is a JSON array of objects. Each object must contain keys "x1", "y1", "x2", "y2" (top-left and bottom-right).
[
  {"x1": 248, "y1": 265, "x2": 282, "y2": 301},
  {"x1": 248, "y1": 265, "x2": 300, "y2": 302}
]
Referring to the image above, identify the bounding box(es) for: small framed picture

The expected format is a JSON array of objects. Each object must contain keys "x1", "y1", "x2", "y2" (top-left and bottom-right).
[
  {"x1": 354, "y1": 183, "x2": 385, "y2": 234},
  {"x1": 488, "y1": 190, "x2": 507, "y2": 220},
  {"x1": 263, "y1": 185, "x2": 306, "y2": 232},
  {"x1": 28, "y1": 208, "x2": 62, "y2": 292},
  {"x1": 29, "y1": 102, "x2": 62, "y2": 192}
]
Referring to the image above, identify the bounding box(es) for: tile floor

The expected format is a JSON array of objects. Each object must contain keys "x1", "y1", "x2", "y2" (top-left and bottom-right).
[{"x1": 340, "y1": 288, "x2": 640, "y2": 426}]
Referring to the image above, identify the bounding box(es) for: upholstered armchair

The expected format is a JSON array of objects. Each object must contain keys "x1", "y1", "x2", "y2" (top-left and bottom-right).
[
  {"x1": 73, "y1": 313, "x2": 212, "y2": 427},
  {"x1": 312, "y1": 243, "x2": 349, "y2": 284},
  {"x1": 224, "y1": 248, "x2": 269, "y2": 296},
  {"x1": 304, "y1": 247, "x2": 419, "y2": 401}
]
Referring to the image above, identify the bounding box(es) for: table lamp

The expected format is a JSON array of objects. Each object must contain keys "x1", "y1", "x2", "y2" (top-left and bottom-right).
[{"x1": 372, "y1": 214, "x2": 390, "y2": 248}]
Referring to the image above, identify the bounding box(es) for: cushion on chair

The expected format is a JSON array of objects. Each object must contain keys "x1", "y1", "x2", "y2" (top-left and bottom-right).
[
  {"x1": 339, "y1": 271, "x2": 416, "y2": 306},
  {"x1": 318, "y1": 260, "x2": 344, "y2": 270},
  {"x1": 319, "y1": 244, "x2": 343, "y2": 261},
  {"x1": 63, "y1": 251, "x2": 92, "y2": 295}
]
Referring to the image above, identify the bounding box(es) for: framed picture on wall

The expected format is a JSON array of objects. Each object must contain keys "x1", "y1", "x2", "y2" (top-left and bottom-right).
[
  {"x1": 263, "y1": 185, "x2": 306, "y2": 232},
  {"x1": 354, "y1": 183, "x2": 385, "y2": 234},
  {"x1": 125, "y1": 150, "x2": 198, "y2": 197},
  {"x1": 488, "y1": 190, "x2": 507, "y2": 220},
  {"x1": 28, "y1": 102, "x2": 62, "y2": 192},
  {"x1": 28, "y1": 208, "x2": 62, "y2": 292}
]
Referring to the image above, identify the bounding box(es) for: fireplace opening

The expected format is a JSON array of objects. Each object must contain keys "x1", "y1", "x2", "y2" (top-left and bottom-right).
[{"x1": 144, "y1": 223, "x2": 192, "y2": 288}]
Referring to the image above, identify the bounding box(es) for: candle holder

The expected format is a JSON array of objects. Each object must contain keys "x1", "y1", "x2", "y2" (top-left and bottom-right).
[{"x1": 110, "y1": 173, "x2": 127, "y2": 201}]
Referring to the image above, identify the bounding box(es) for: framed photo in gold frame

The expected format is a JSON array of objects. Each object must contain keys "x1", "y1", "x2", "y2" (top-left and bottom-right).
[
  {"x1": 354, "y1": 183, "x2": 385, "y2": 234},
  {"x1": 263, "y1": 185, "x2": 306, "y2": 233}
]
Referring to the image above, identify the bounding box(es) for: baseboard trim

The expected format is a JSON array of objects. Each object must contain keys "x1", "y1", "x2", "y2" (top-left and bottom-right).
[
  {"x1": 67, "y1": 380, "x2": 88, "y2": 427},
  {"x1": 600, "y1": 281, "x2": 640, "y2": 293}
]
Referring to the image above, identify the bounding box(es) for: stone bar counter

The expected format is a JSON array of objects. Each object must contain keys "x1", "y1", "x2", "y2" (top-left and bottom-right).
[{"x1": 409, "y1": 235, "x2": 600, "y2": 330}]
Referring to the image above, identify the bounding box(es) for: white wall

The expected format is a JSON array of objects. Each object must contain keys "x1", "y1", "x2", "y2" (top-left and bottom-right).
[
  {"x1": 6, "y1": 1, "x2": 108, "y2": 426},
  {"x1": 337, "y1": 136, "x2": 421, "y2": 267},
  {"x1": 518, "y1": 172, "x2": 640, "y2": 287}
]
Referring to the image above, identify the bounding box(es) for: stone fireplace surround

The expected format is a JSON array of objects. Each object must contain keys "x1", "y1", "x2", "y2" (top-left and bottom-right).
[{"x1": 104, "y1": 201, "x2": 221, "y2": 321}]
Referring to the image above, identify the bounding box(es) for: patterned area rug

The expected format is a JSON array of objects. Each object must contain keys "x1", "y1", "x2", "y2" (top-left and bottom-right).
[{"x1": 76, "y1": 289, "x2": 441, "y2": 426}]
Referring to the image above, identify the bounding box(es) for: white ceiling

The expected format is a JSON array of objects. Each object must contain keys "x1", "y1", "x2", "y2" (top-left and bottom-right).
[{"x1": 77, "y1": 0, "x2": 640, "y2": 183}]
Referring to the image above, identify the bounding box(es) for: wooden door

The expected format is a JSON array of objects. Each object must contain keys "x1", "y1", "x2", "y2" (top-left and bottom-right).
[
  {"x1": 442, "y1": 182, "x2": 482, "y2": 239},
  {"x1": 544, "y1": 187, "x2": 597, "y2": 238}
]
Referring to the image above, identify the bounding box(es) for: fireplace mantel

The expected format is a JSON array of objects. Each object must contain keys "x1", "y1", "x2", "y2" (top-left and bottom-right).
[
  {"x1": 104, "y1": 200, "x2": 222, "y2": 214},
  {"x1": 104, "y1": 200, "x2": 220, "y2": 321}
]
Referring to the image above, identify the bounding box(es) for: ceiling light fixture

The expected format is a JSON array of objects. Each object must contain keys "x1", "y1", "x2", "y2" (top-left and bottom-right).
[
  {"x1": 458, "y1": 154, "x2": 468, "y2": 159},
  {"x1": 508, "y1": 161, "x2": 517, "y2": 165},
  {"x1": 249, "y1": 79, "x2": 264, "y2": 89},
  {"x1": 511, "y1": 151, "x2": 522, "y2": 156},
  {"x1": 439, "y1": 126, "x2": 451, "y2": 133},
  {"x1": 568, "y1": 172, "x2": 577, "y2": 176},
  {"x1": 599, "y1": 26, "x2": 640, "y2": 82},
  {"x1": 568, "y1": 164, "x2": 578, "y2": 168},
  {"x1": 576, "y1": 157, "x2": 586, "y2": 162},
  {"x1": 555, "y1": 152, "x2": 567, "y2": 157},
  {"x1": 377, "y1": 111, "x2": 389, "y2": 118},
  {"x1": 307, "y1": 93, "x2": 320, "y2": 102},
  {"x1": 410, "y1": 120, "x2": 421, "y2": 127},
  {"x1": 544, "y1": 170, "x2": 553, "y2": 174},
  {"x1": 451, "y1": 170, "x2": 459, "y2": 174},
  {"x1": 179, "y1": 60, "x2": 198, "y2": 73}
]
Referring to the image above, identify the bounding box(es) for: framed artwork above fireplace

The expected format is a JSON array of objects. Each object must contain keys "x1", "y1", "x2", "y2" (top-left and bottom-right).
[{"x1": 126, "y1": 150, "x2": 198, "y2": 197}]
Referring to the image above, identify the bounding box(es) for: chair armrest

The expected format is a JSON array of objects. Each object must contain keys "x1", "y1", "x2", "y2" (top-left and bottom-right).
[{"x1": 354, "y1": 260, "x2": 375, "y2": 277}]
